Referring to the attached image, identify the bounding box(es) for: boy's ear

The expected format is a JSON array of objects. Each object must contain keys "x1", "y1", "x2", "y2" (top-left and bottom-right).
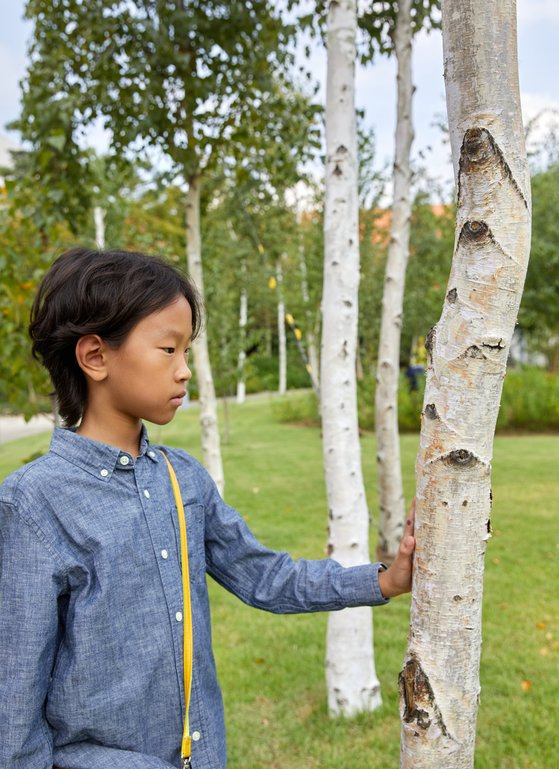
[{"x1": 75, "y1": 335, "x2": 109, "y2": 382}]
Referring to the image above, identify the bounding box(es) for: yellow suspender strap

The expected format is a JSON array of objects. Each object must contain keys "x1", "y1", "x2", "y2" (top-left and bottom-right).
[{"x1": 161, "y1": 452, "x2": 193, "y2": 768}]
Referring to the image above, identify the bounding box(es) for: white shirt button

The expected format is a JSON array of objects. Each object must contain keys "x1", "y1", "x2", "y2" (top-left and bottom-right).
[
  {"x1": 148, "y1": 450, "x2": 156, "y2": 459},
  {"x1": 192, "y1": 731, "x2": 201, "y2": 742},
  {"x1": 119, "y1": 455, "x2": 130, "y2": 465},
  {"x1": 161, "y1": 549, "x2": 168, "y2": 560},
  {"x1": 100, "y1": 469, "x2": 109, "y2": 477},
  {"x1": 175, "y1": 611, "x2": 183, "y2": 622},
  {"x1": 144, "y1": 489, "x2": 150, "y2": 499}
]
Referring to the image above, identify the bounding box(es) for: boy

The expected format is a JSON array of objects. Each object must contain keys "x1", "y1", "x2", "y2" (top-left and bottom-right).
[{"x1": 0, "y1": 248, "x2": 415, "y2": 769}]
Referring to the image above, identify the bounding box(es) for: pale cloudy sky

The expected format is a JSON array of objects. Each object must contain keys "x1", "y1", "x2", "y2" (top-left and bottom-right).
[{"x1": 1, "y1": 1, "x2": 558, "y2": 193}]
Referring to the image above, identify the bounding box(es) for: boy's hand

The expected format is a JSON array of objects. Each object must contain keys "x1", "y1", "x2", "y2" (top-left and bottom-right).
[{"x1": 377, "y1": 499, "x2": 415, "y2": 599}]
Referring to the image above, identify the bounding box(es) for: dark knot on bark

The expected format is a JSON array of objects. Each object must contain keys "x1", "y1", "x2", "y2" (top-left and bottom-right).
[
  {"x1": 461, "y1": 220, "x2": 490, "y2": 244},
  {"x1": 462, "y1": 127, "x2": 494, "y2": 170}
]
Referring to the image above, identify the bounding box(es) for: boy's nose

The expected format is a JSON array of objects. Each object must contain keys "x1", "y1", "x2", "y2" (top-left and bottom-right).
[{"x1": 177, "y1": 360, "x2": 192, "y2": 382}]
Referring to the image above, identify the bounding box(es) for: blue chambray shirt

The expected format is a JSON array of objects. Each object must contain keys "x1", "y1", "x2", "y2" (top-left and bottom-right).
[{"x1": 0, "y1": 427, "x2": 388, "y2": 769}]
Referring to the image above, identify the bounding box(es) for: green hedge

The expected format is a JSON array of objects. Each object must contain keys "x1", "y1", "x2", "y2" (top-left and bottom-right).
[
  {"x1": 272, "y1": 366, "x2": 559, "y2": 433},
  {"x1": 497, "y1": 367, "x2": 559, "y2": 431}
]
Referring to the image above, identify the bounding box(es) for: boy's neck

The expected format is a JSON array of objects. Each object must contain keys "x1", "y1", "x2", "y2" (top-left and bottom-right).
[{"x1": 77, "y1": 408, "x2": 143, "y2": 457}]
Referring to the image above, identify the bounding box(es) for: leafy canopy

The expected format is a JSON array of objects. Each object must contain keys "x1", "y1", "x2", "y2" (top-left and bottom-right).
[{"x1": 20, "y1": 0, "x2": 319, "y2": 182}]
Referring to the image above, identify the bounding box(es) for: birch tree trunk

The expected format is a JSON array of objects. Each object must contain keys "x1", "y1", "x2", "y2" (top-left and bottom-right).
[
  {"x1": 94, "y1": 205, "x2": 106, "y2": 250},
  {"x1": 374, "y1": 0, "x2": 414, "y2": 564},
  {"x1": 236, "y1": 286, "x2": 248, "y2": 404},
  {"x1": 322, "y1": 0, "x2": 381, "y2": 717},
  {"x1": 226, "y1": 221, "x2": 248, "y2": 404},
  {"x1": 298, "y1": 236, "x2": 320, "y2": 390},
  {"x1": 277, "y1": 261, "x2": 287, "y2": 396},
  {"x1": 186, "y1": 174, "x2": 225, "y2": 497},
  {"x1": 399, "y1": 2, "x2": 531, "y2": 766}
]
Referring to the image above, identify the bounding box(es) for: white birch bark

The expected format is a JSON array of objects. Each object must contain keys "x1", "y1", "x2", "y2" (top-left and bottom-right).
[
  {"x1": 399, "y1": 2, "x2": 531, "y2": 766},
  {"x1": 277, "y1": 261, "x2": 287, "y2": 396},
  {"x1": 374, "y1": 0, "x2": 414, "y2": 564},
  {"x1": 186, "y1": 175, "x2": 225, "y2": 497},
  {"x1": 298, "y1": 236, "x2": 320, "y2": 390},
  {"x1": 227, "y1": 220, "x2": 248, "y2": 404},
  {"x1": 94, "y1": 205, "x2": 106, "y2": 250},
  {"x1": 322, "y1": 0, "x2": 381, "y2": 717},
  {"x1": 236, "y1": 287, "x2": 248, "y2": 404}
]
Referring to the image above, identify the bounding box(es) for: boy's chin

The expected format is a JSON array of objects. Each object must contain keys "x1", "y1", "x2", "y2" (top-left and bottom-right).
[{"x1": 146, "y1": 414, "x2": 177, "y2": 426}]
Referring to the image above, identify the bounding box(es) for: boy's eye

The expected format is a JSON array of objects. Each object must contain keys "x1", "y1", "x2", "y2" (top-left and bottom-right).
[{"x1": 163, "y1": 347, "x2": 175, "y2": 354}]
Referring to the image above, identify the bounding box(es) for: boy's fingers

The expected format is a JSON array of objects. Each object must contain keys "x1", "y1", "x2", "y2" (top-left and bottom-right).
[{"x1": 400, "y1": 535, "x2": 415, "y2": 555}]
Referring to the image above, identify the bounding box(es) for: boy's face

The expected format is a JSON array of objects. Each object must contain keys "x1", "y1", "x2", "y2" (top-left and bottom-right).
[{"x1": 100, "y1": 295, "x2": 193, "y2": 426}]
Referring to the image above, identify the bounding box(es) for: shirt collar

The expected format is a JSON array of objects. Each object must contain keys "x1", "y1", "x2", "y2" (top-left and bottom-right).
[{"x1": 49, "y1": 424, "x2": 159, "y2": 481}]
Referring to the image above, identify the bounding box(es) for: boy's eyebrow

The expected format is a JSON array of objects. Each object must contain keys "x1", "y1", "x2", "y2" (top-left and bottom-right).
[{"x1": 157, "y1": 328, "x2": 192, "y2": 343}]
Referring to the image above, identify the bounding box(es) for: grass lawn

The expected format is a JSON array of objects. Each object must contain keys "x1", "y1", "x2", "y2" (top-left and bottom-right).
[{"x1": 1, "y1": 396, "x2": 558, "y2": 768}]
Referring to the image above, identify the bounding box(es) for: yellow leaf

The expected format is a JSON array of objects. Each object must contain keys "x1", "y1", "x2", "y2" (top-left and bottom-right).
[
  {"x1": 268, "y1": 276, "x2": 277, "y2": 290},
  {"x1": 536, "y1": 622, "x2": 546, "y2": 630},
  {"x1": 540, "y1": 647, "x2": 550, "y2": 656},
  {"x1": 520, "y1": 680, "x2": 532, "y2": 692}
]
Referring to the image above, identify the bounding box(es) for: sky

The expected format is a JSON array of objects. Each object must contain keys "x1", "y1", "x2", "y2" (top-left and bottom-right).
[{"x1": 1, "y1": 1, "x2": 559, "y2": 197}]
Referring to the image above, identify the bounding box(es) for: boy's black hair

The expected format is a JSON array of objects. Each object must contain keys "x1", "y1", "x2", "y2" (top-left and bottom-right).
[{"x1": 29, "y1": 247, "x2": 202, "y2": 428}]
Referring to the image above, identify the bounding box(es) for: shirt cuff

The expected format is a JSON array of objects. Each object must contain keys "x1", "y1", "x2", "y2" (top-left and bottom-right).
[{"x1": 340, "y1": 562, "x2": 391, "y2": 607}]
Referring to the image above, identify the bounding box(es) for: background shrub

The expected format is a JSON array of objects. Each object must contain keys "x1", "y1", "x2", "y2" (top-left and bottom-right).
[{"x1": 272, "y1": 367, "x2": 559, "y2": 433}]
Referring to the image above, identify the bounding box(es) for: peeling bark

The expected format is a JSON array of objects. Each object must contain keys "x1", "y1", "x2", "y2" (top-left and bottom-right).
[
  {"x1": 186, "y1": 175, "x2": 225, "y2": 497},
  {"x1": 375, "y1": 0, "x2": 414, "y2": 564},
  {"x1": 322, "y1": 0, "x2": 381, "y2": 717},
  {"x1": 399, "y1": 2, "x2": 531, "y2": 767}
]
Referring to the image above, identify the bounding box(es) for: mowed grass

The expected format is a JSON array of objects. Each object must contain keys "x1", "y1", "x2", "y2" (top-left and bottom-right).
[{"x1": 1, "y1": 396, "x2": 558, "y2": 768}]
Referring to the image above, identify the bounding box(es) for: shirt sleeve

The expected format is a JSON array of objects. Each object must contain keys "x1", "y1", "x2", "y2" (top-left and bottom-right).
[
  {"x1": 201, "y1": 473, "x2": 389, "y2": 613},
  {"x1": 0, "y1": 498, "x2": 64, "y2": 769}
]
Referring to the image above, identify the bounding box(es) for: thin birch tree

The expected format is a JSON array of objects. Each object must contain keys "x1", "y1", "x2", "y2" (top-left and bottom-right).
[
  {"x1": 187, "y1": 174, "x2": 225, "y2": 492},
  {"x1": 93, "y1": 206, "x2": 106, "y2": 250},
  {"x1": 276, "y1": 259, "x2": 288, "y2": 396},
  {"x1": 236, "y1": 284, "x2": 249, "y2": 404},
  {"x1": 399, "y1": 1, "x2": 531, "y2": 766},
  {"x1": 374, "y1": 0, "x2": 414, "y2": 563},
  {"x1": 322, "y1": 0, "x2": 381, "y2": 716}
]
